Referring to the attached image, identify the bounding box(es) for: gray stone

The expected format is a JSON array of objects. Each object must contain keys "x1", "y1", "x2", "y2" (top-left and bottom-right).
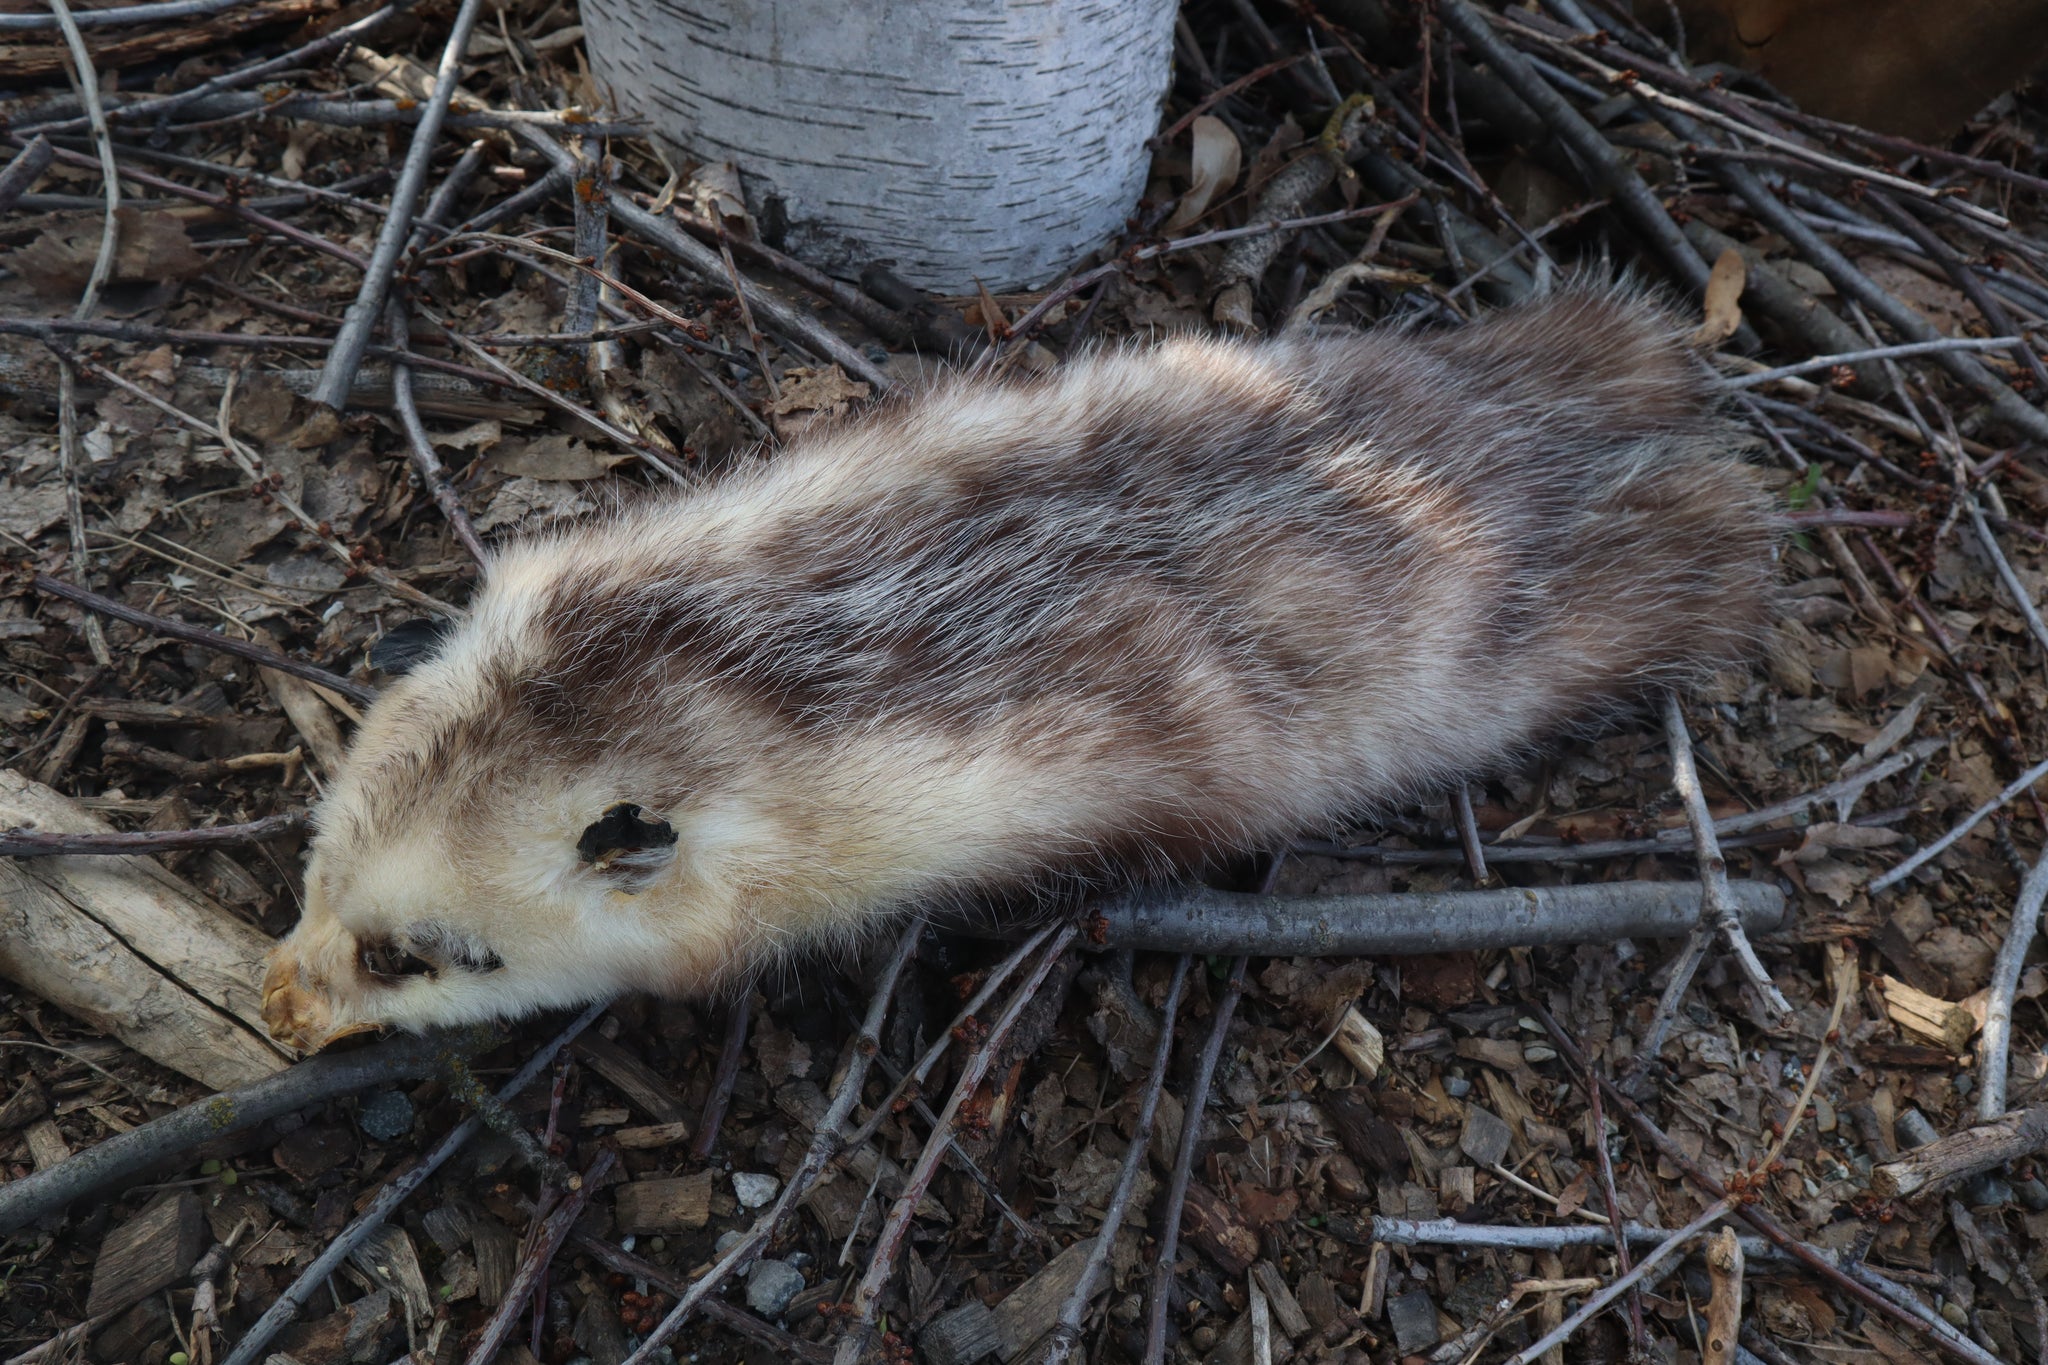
[
  {"x1": 731, "y1": 1171, "x2": 779, "y2": 1209},
  {"x1": 356, "y1": 1090, "x2": 413, "y2": 1141},
  {"x1": 745, "y1": 1260, "x2": 806, "y2": 1319}
]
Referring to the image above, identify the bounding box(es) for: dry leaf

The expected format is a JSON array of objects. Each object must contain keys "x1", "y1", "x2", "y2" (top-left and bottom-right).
[
  {"x1": 770, "y1": 365, "x2": 871, "y2": 418},
  {"x1": 1554, "y1": 1169, "x2": 1591, "y2": 1219},
  {"x1": 4, "y1": 207, "x2": 205, "y2": 298},
  {"x1": 1690, "y1": 247, "x2": 1747, "y2": 347},
  {"x1": 1165, "y1": 115, "x2": 1242, "y2": 232},
  {"x1": 486, "y1": 433, "x2": 626, "y2": 481},
  {"x1": 688, "y1": 161, "x2": 751, "y2": 235}
]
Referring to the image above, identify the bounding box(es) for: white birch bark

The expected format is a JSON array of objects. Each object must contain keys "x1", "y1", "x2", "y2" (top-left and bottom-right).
[{"x1": 579, "y1": 0, "x2": 1177, "y2": 291}]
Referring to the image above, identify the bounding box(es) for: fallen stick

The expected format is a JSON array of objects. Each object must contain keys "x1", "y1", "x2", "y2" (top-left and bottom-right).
[
  {"x1": 220, "y1": 1003, "x2": 603, "y2": 1365},
  {"x1": 0, "y1": 1031, "x2": 449, "y2": 1233},
  {"x1": 32, "y1": 573, "x2": 375, "y2": 706},
  {"x1": 1372, "y1": 1216, "x2": 1778, "y2": 1261},
  {"x1": 1871, "y1": 752, "x2": 2048, "y2": 892},
  {"x1": 0, "y1": 812, "x2": 307, "y2": 858},
  {"x1": 1871, "y1": 1105, "x2": 2048, "y2": 1200},
  {"x1": 1092, "y1": 879, "x2": 1785, "y2": 955},
  {"x1": 1509, "y1": 1197, "x2": 1736, "y2": 1364},
  {"x1": 1977, "y1": 851, "x2": 2048, "y2": 1120}
]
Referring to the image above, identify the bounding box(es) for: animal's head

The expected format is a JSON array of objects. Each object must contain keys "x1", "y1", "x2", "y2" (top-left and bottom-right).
[{"x1": 260, "y1": 550, "x2": 773, "y2": 1052}]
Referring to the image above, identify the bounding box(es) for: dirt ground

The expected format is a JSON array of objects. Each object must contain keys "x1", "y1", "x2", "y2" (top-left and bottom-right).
[{"x1": 4, "y1": 1, "x2": 2048, "y2": 1363}]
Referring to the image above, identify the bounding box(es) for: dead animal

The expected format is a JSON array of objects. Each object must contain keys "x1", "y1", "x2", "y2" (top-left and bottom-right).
[{"x1": 261, "y1": 284, "x2": 1778, "y2": 1050}]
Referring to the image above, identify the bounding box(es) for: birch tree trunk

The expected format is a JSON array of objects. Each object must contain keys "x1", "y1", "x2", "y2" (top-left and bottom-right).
[{"x1": 579, "y1": 0, "x2": 1177, "y2": 292}]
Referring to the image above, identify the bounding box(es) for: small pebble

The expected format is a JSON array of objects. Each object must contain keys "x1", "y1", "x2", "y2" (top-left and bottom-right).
[
  {"x1": 1442, "y1": 1075, "x2": 1471, "y2": 1098},
  {"x1": 1941, "y1": 1300, "x2": 1970, "y2": 1329},
  {"x1": 715, "y1": 1231, "x2": 745, "y2": 1255},
  {"x1": 745, "y1": 1259, "x2": 805, "y2": 1318},
  {"x1": 357, "y1": 1090, "x2": 414, "y2": 1141},
  {"x1": 732, "y1": 1172, "x2": 780, "y2": 1208},
  {"x1": 1522, "y1": 1044, "x2": 1557, "y2": 1063},
  {"x1": 2016, "y1": 1178, "x2": 2048, "y2": 1211}
]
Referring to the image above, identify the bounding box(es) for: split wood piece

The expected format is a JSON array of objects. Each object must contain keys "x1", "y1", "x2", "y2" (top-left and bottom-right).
[
  {"x1": 572, "y1": 1033, "x2": 689, "y2": 1125},
  {"x1": 0, "y1": 0, "x2": 334, "y2": 82},
  {"x1": 1093, "y1": 878, "x2": 1784, "y2": 956},
  {"x1": 1332, "y1": 1005, "x2": 1384, "y2": 1081},
  {"x1": 0, "y1": 769, "x2": 289, "y2": 1090},
  {"x1": 1871, "y1": 1105, "x2": 2048, "y2": 1199},
  {"x1": 612, "y1": 1170, "x2": 714, "y2": 1235},
  {"x1": 921, "y1": 1237, "x2": 1099, "y2": 1365},
  {"x1": 1881, "y1": 976, "x2": 1975, "y2": 1054},
  {"x1": 85, "y1": 1191, "x2": 205, "y2": 1318},
  {"x1": 0, "y1": 1031, "x2": 447, "y2": 1234}
]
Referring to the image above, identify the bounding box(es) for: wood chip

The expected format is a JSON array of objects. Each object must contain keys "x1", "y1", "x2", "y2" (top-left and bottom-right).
[
  {"x1": 573, "y1": 1033, "x2": 689, "y2": 1125},
  {"x1": 1880, "y1": 974, "x2": 1975, "y2": 1053},
  {"x1": 1331, "y1": 1004, "x2": 1384, "y2": 1081},
  {"x1": 86, "y1": 1192, "x2": 205, "y2": 1317},
  {"x1": 613, "y1": 1170, "x2": 715, "y2": 1234}
]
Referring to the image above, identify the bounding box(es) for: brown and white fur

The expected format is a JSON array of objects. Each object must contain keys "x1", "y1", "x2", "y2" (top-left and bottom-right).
[{"x1": 261, "y1": 285, "x2": 1777, "y2": 1050}]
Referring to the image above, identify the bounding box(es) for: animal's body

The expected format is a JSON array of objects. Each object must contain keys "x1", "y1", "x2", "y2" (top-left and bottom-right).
[{"x1": 261, "y1": 286, "x2": 1777, "y2": 1050}]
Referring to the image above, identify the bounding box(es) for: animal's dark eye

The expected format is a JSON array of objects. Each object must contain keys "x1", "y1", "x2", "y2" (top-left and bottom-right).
[
  {"x1": 577, "y1": 802, "x2": 678, "y2": 869},
  {"x1": 369, "y1": 618, "x2": 454, "y2": 676},
  {"x1": 360, "y1": 938, "x2": 436, "y2": 979}
]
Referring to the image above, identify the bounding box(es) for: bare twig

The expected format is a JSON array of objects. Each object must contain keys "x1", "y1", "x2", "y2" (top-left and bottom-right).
[
  {"x1": 384, "y1": 297, "x2": 488, "y2": 564},
  {"x1": 1044, "y1": 956, "x2": 1190, "y2": 1365},
  {"x1": 458, "y1": 1148, "x2": 617, "y2": 1365},
  {"x1": 1978, "y1": 851, "x2": 2048, "y2": 1120},
  {"x1": 45, "y1": 0, "x2": 118, "y2": 671},
  {"x1": 841, "y1": 925, "x2": 1055, "y2": 1152},
  {"x1": 617, "y1": 924, "x2": 921, "y2": 1365},
  {"x1": 1640, "y1": 695, "x2": 1790, "y2": 1063},
  {"x1": 1583, "y1": 1066, "x2": 1646, "y2": 1353},
  {"x1": 1144, "y1": 955, "x2": 1248, "y2": 1365},
  {"x1": 690, "y1": 989, "x2": 751, "y2": 1160},
  {"x1": 1533, "y1": 1005, "x2": 2005, "y2": 1365},
  {"x1": 1870, "y1": 753, "x2": 2048, "y2": 892},
  {"x1": 311, "y1": 0, "x2": 488, "y2": 410},
  {"x1": 569, "y1": 1231, "x2": 833, "y2": 1362},
  {"x1": 1452, "y1": 781, "x2": 1487, "y2": 882},
  {"x1": 1371, "y1": 1216, "x2": 1775, "y2": 1257},
  {"x1": 0, "y1": 811, "x2": 307, "y2": 857},
  {"x1": 836, "y1": 927, "x2": 1079, "y2": 1364},
  {"x1": 221, "y1": 1003, "x2": 605, "y2": 1365},
  {"x1": 1722, "y1": 336, "x2": 2035, "y2": 389},
  {"x1": 0, "y1": 135, "x2": 52, "y2": 214},
  {"x1": 1509, "y1": 1197, "x2": 1736, "y2": 1364},
  {"x1": 1436, "y1": 0, "x2": 1711, "y2": 296},
  {"x1": 31, "y1": 573, "x2": 374, "y2": 706},
  {"x1": 510, "y1": 125, "x2": 891, "y2": 392}
]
